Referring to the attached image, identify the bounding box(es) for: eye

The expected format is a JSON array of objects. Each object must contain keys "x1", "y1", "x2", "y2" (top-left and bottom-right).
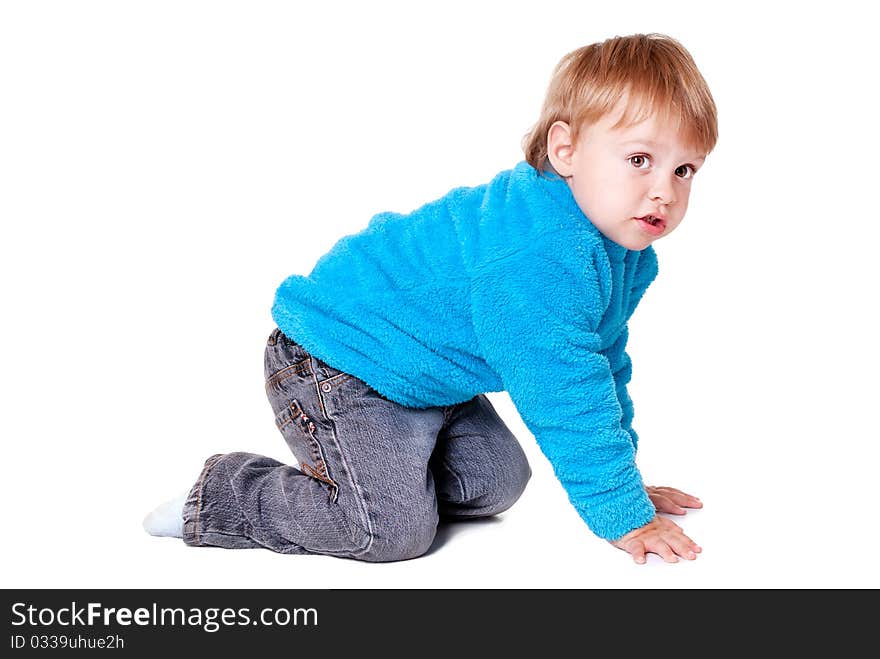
[
  {"x1": 676, "y1": 164, "x2": 697, "y2": 180},
  {"x1": 628, "y1": 154, "x2": 651, "y2": 169}
]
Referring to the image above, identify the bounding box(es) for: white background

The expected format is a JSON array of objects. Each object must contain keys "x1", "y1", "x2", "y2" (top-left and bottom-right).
[{"x1": 2, "y1": 0, "x2": 877, "y2": 589}]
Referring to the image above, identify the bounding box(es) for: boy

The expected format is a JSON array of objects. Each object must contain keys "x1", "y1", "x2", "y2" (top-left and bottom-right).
[{"x1": 145, "y1": 33, "x2": 717, "y2": 564}]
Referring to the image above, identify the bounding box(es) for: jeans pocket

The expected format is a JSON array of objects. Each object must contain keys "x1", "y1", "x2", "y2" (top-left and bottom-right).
[
  {"x1": 265, "y1": 356, "x2": 312, "y2": 394},
  {"x1": 275, "y1": 398, "x2": 339, "y2": 503}
]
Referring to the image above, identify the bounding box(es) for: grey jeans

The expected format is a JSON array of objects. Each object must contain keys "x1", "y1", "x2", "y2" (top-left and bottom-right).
[{"x1": 182, "y1": 327, "x2": 531, "y2": 562}]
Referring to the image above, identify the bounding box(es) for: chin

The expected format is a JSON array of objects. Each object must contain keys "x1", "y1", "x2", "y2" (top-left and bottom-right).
[{"x1": 616, "y1": 236, "x2": 654, "y2": 251}]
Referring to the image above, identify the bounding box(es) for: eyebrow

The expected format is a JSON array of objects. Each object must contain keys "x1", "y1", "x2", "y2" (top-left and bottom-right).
[{"x1": 620, "y1": 140, "x2": 706, "y2": 162}]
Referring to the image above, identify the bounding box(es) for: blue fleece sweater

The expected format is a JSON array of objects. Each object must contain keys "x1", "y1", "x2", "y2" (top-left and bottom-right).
[{"x1": 272, "y1": 160, "x2": 659, "y2": 540}]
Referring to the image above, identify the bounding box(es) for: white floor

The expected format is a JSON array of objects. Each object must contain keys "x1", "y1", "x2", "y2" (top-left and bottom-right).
[{"x1": 4, "y1": 388, "x2": 877, "y2": 590}]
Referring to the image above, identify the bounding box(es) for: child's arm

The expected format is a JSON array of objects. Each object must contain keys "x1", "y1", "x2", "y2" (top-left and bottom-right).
[
  {"x1": 600, "y1": 245, "x2": 657, "y2": 452},
  {"x1": 600, "y1": 327, "x2": 640, "y2": 451},
  {"x1": 597, "y1": 253, "x2": 702, "y2": 561},
  {"x1": 470, "y1": 241, "x2": 656, "y2": 542},
  {"x1": 599, "y1": 326, "x2": 704, "y2": 562}
]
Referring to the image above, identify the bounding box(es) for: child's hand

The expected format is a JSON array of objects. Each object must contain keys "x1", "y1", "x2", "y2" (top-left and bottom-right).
[
  {"x1": 610, "y1": 515, "x2": 701, "y2": 564},
  {"x1": 645, "y1": 485, "x2": 702, "y2": 515}
]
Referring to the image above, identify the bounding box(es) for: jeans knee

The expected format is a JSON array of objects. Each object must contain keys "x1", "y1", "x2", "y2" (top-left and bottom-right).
[
  {"x1": 443, "y1": 451, "x2": 531, "y2": 518},
  {"x1": 494, "y1": 454, "x2": 531, "y2": 513},
  {"x1": 357, "y1": 505, "x2": 438, "y2": 563}
]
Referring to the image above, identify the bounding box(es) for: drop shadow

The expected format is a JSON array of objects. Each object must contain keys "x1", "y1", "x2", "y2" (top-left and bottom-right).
[{"x1": 424, "y1": 515, "x2": 505, "y2": 556}]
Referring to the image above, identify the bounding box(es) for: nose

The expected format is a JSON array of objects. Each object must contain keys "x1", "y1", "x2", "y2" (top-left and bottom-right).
[{"x1": 649, "y1": 174, "x2": 676, "y2": 205}]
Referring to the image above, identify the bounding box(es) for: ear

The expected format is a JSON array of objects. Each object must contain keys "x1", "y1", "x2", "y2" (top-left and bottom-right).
[{"x1": 547, "y1": 120, "x2": 575, "y2": 177}]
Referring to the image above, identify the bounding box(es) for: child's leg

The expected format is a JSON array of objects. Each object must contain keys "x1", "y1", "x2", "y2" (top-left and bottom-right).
[
  {"x1": 178, "y1": 329, "x2": 447, "y2": 562},
  {"x1": 430, "y1": 394, "x2": 531, "y2": 519}
]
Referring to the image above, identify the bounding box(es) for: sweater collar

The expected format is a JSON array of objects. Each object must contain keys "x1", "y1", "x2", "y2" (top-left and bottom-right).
[{"x1": 517, "y1": 160, "x2": 629, "y2": 262}]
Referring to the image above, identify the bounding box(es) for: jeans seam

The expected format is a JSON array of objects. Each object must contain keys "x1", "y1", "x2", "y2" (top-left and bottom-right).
[
  {"x1": 309, "y1": 356, "x2": 374, "y2": 557},
  {"x1": 264, "y1": 358, "x2": 312, "y2": 391},
  {"x1": 310, "y1": 356, "x2": 329, "y2": 419},
  {"x1": 191, "y1": 453, "x2": 224, "y2": 545}
]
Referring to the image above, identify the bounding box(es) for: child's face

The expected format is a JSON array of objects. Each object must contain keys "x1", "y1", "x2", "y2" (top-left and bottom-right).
[{"x1": 550, "y1": 102, "x2": 706, "y2": 251}]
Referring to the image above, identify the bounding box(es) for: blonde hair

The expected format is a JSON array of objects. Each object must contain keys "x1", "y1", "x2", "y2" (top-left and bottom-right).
[{"x1": 523, "y1": 33, "x2": 718, "y2": 173}]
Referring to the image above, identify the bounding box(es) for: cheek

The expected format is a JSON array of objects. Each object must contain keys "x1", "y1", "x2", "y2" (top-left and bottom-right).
[
  {"x1": 669, "y1": 195, "x2": 690, "y2": 230},
  {"x1": 592, "y1": 170, "x2": 635, "y2": 206},
  {"x1": 577, "y1": 187, "x2": 617, "y2": 220},
  {"x1": 675, "y1": 183, "x2": 692, "y2": 210}
]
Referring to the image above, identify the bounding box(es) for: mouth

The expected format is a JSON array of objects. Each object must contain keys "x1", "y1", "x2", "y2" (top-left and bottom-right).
[{"x1": 634, "y1": 214, "x2": 666, "y2": 236}]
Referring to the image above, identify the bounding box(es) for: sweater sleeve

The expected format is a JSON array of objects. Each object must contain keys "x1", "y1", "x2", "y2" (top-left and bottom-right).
[
  {"x1": 601, "y1": 327, "x2": 639, "y2": 451},
  {"x1": 469, "y1": 239, "x2": 656, "y2": 541},
  {"x1": 602, "y1": 247, "x2": 659, "y2": 452}
]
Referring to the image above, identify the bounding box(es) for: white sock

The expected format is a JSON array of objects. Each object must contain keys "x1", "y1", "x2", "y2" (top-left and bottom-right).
[{"x1": 142, "y1": 491, "x2": 188, "y2": 538}]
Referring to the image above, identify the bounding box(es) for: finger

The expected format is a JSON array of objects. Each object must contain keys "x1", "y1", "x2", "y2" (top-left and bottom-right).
[
  {"x1": 649, "y1": 541, "x2": 678, "y2": 564},
  {"x1": 664, "y1": 488, "x2": 703, "y2": 508},
  {"x1": 662, "y1": 526, "x2": 701, "y2": 555},
  {"x1": 666, "y1": 533, "x2": 699, "y2": 560},
  {"x1": 650, "y1": 494, "x2": 686, "y2": 515},
  {"x1": 629, "y1": 540, "x2": 647, "y2": 565},
  {"x1": 652, "y1": 487, "x2": 702, "y2": 508},
  {"x1": 656, "y1": 523, "x2": 699, "y2": 555},
  {"x1": 650, "y1": 486, "x2": 695, "y2": 498}
]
